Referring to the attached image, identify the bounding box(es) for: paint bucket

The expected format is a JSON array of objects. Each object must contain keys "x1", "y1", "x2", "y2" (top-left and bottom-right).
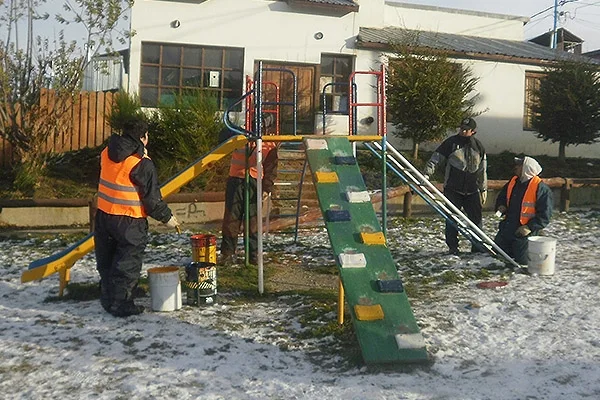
[
  {"x1": 191, "y1": 234, "x2": 217, "y2": 263},
  {"x1": 527, "y1": 236, "x2": 557, "y2": 276},
  {"x1": 147, "y1": 266, "x2": 182, "y2": 312},
  {"x1": 184, "y1": 262, "x2": 217, "y2": 306}
]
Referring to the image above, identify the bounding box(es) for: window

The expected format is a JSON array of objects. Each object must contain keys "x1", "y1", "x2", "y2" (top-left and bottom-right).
[
  {"x1": 140, "y1": 42, "x2": 244, "y2": 110},
  {"x1": 319, "y1": 54, "x2": 353, "y2": 114},
  {"x1": 524, "y1": 71, "x2": 544, "y2": 130}
]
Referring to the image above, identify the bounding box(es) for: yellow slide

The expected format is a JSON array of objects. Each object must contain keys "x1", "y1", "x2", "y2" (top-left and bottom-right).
[{"x1": 21, "y1": 135, "x2": 248, "y2": 293}]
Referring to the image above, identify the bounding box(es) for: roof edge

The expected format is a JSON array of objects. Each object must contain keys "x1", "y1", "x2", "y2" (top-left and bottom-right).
[
  {"x1": 385, "y1": 1, "x2": 529, "y2": 24},
  {"x1": 287, "y1": 0, "x2": 359, "y2": 13}
]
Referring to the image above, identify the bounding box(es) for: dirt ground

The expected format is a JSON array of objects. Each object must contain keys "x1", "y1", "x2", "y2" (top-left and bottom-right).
[{"x1": 266, "y1": 262, "x2": 339, "y2": 293}]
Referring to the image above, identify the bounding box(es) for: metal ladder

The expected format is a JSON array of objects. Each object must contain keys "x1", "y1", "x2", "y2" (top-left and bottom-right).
[
  {"x1": 265, "y1": 142, "x2": 310, "y2": 243},
  {"x1": 364, "y1": 140, "x2": 521, "y2": 268}
]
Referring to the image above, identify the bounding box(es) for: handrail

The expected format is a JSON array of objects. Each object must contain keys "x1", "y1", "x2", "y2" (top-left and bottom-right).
[
  {"x1": 321, "y1": 81, "x2": 353, "y2": 135},
  {"x1": 365, "y1": 140, "x2": 521, "y2": 268}
]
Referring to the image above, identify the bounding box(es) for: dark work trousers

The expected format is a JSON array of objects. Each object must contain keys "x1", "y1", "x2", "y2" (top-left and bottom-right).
[
  {"x1": 444, "y1": 189, "x2": 483, "y2": 252},
  {"x1": 94, "y1": 210, "x2": 148, "y2": 308},
  {"x1": 494, "y1": 222, "x2": 537, "y2": 265},
  {"x1": 220, "y1": 176, "x2": 258, "y2": 258}
]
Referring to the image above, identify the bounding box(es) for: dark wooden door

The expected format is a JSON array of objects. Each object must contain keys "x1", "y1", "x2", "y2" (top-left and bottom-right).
[{"x1": 256, "y1": 62, "x2": 316, "y2": 134}]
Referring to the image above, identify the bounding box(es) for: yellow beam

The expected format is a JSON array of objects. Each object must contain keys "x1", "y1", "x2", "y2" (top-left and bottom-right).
[
  {"x1": 262, "y1": 135, "x2": 383, "y2": 142},
  {"x1": 21, "y1": 135, "x2": 248, "y2": 285},
  {"x1": 21, "y1": 235, "x2": 95, "y2": 282},
  {"x1": 161, "y1": 135, "x2": 247, "y2": 198}
]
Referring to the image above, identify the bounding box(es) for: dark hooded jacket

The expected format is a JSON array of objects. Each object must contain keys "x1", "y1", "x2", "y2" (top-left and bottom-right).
[
  {"x1": 104, "y1": 133, "x2": 172, "y2": 223},
  {"x1": 424, "y1": 134, "x2": 487, "y2": 195}
]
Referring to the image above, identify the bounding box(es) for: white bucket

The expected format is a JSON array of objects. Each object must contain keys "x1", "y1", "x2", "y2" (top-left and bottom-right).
[
  {"x1": 148, "y1": 266, "x2": 182, "y2": 311},
  {"x1": 527, "y1": 236, "x2": 557, "y2": 276}
]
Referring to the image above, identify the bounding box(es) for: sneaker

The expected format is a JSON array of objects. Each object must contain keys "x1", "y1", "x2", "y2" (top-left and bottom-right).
[
  {"x1": 109, "y1": 301, "x2": 145, "y2": 318},
  {"x1": 448, "y1": 248, "x2": 461, "y2": 256}
]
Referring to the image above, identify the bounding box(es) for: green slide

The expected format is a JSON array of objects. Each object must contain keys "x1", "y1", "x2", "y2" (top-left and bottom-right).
[{"x1": 304, "y1": 136, "x2": 428, "y2": 364}]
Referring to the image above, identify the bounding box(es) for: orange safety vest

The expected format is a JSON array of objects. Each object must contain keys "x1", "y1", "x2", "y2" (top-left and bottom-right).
[
  {"x1": 97, "y1": 148, "x2": 148, "y2": 218},
  {"x1": 228, "y1": 142, "x2": 277, "y2": 179},
  {"x1": 506, "y1": 175, "x2": 541, "y2": 225}
]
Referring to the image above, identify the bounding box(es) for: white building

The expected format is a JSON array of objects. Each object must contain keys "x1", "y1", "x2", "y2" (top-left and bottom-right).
[{"x1": 128, "y1": 0, "x2": 600, "y2": 158}]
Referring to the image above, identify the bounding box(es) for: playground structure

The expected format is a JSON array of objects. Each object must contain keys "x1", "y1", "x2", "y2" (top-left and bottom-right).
[
  {"x1": 20, "y1": 135, "x2": 249, "y2": 294},
  {"x1": 21, "y1": 61, "x2": 520, "y2": 364}
]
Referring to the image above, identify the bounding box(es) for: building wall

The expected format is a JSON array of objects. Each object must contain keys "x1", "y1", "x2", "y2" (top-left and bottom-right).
[
  {"x1": 383, "y1": 2, "x2": 527, "y2": 41},
  {"x1": 129, "y1": 0, "x2": 600, "y2": 158}
]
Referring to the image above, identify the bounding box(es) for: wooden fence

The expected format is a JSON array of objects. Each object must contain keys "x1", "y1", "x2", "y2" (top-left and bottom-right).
[{"x1": 0, "y1": 90, "x2": 115, "y2": 168}]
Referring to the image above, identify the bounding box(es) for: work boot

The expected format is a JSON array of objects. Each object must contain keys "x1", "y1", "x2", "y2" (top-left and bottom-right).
[
  {"x1": 471, "y1": 243, "x2": 486, "y2": 254},
  {"x1": 99, "y1": 281, "x2": 112, "y2": 313},
  {"x1": 448, "y1": 247, "x2": 460, "y2": 256},
  {"x1": 109, "y1": 300, "x2": 145, "y2": 318}
]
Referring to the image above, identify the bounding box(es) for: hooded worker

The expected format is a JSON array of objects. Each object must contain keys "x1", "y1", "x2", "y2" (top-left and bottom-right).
[
  {"x1": 95, "y1": 117, "x2": 180, "y2": 317},
  {"x1": 219, "y1": 113, "x2": 278, "y2": 265},
  {"x1": 494, "y1": 156, "x2": 553, "y2": 266}
]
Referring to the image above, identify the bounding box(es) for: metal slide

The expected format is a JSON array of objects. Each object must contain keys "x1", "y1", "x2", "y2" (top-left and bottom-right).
[
  {"x1": 21, "y1": 135, "x2": 249, "y2": 290},
  {"x1": 364, "y1": 141, "x2": 520, "y2": 268}
]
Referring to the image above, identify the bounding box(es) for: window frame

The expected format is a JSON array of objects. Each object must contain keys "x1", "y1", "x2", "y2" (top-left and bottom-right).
[
  {"x1": 319, "y1": 54, "x2": 354, "y2": 115},
  {"x1": 524, "y1": 71, "x2": 545, "y2": 131},
  {"x1": 139, "y1": 42, "x2": 244, "y2": 110}
]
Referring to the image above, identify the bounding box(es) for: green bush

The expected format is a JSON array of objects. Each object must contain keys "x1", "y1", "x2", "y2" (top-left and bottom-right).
[
  {"x1": 147, "y1": 90, "x2": 224, "y2": 185},
  {"x1": 108, "y1": 91, "x2": 146, "y2": 134}
]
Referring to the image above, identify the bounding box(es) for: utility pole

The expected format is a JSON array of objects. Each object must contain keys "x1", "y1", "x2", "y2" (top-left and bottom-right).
[{"x1": 552, "y1": 0, "x2": 559, "y2": 49}]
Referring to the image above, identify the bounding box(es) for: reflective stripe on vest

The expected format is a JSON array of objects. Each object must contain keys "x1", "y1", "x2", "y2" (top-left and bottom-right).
[
  {"x1": 97, "y1": 148, "x2": 148, "y2": 218},
  {"x1": 228, "y1": 142, "x2": 277, "y2": 179},
  {"x1": 506, "y1": 175, "x2": 541, "y2": 225}
]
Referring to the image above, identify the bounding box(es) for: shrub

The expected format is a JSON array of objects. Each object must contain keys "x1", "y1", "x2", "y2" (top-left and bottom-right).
[{"x1": 147, "y1": 90, "x2": 224, "y2": 186}]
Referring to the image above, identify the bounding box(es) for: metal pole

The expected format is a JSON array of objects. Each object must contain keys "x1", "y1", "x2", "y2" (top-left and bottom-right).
[
  {"x1": 380, "y1": 65, "x2": 388, "y2": 236},
  {"x1": 257, "y1": 61, "x2": 265, "y2": 294},
  {"x1": 552, "y1": 0, "x2": 559, "y2": 49}
]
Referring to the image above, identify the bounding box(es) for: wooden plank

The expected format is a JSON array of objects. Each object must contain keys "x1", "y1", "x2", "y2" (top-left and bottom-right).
[
  {"x1": 87, "y1": 91, "x2": 97, "y2": 148},
  {"x1": 95, "y1": 91, "x2": 105, "y2": 146},
  {"x1": 79, "y1": 92, "x2": 89, "y2": 149},
  {"x1": 103, "y1": 91, "x2": 114, "y2": 142},
  {"x1": 70, "y1": 94, "x2": 81, "y2": 152}
]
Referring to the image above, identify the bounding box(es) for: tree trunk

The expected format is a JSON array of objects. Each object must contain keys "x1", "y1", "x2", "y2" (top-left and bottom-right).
[
  {"x1": 558, "y1": 141, "x2": 566, "y2": 164},
  {"x1": 412, "y1": 141, "x2": 419, "y2": 160}
]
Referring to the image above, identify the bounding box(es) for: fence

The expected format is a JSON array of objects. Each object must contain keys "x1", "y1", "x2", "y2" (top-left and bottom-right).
[{"x1": 0, "y1": 90, "x2": 115, "y2": 168}]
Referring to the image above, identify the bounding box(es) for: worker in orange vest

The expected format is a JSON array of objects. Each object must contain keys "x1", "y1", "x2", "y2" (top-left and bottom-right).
[
  {"x1": 95, "y1": 117, "x2": 180, "y2": 317},
  {"x1": 494, "y1": 156, "x2": 553, "y2": 266},
  {"x1": 219, "y1": 114, "x2": 278, "y2": 265}
]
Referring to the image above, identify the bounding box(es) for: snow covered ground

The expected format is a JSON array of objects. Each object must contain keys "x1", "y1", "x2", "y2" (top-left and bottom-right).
[{"x1": 1, "y1": 209, "x2": 599, "y2": 400}]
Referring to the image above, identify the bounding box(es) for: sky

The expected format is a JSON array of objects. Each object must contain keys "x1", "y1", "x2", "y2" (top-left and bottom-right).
[
  {"x1": 1, "y1": 209, "x2": 599, "y2": 399},
  {"x1": 401, "y1": 0, "x2": 600, "y2": 52}
]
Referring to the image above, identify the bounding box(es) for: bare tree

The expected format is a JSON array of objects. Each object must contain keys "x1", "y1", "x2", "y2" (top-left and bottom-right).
[{"x1": 0, "y1": 0, "x2": 133, "y2": 192}]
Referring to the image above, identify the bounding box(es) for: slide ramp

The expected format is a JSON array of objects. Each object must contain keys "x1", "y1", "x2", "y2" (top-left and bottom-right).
[
  {"x1": 303, "y1": 137, "x2": 428, "y2": 364},
  {"x1": 21, "y1": 135, "x2": 248, "y2": 286}
]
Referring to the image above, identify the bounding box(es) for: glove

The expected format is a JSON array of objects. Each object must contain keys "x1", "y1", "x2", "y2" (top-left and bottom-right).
[
  {"x1": 479, "y1": 190, "x2": 487, "y2": 206},
  {"x1": 262, "y1": 192, "x2": 270, "y2": 202},
  {"x1": 423, "y1": 174, "x2": 430, "y2": 181},
  {"x1": 515, "y1": 225, "x2": 532, "y2": 237},
  {"x1": 165, "y1": 215, "x2": 180, "y2": 229}
]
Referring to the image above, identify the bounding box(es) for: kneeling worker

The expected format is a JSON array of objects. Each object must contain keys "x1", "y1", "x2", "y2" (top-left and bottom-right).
[{"x1": 494, "y1": 156, "x2": 553, "y2": 266}]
